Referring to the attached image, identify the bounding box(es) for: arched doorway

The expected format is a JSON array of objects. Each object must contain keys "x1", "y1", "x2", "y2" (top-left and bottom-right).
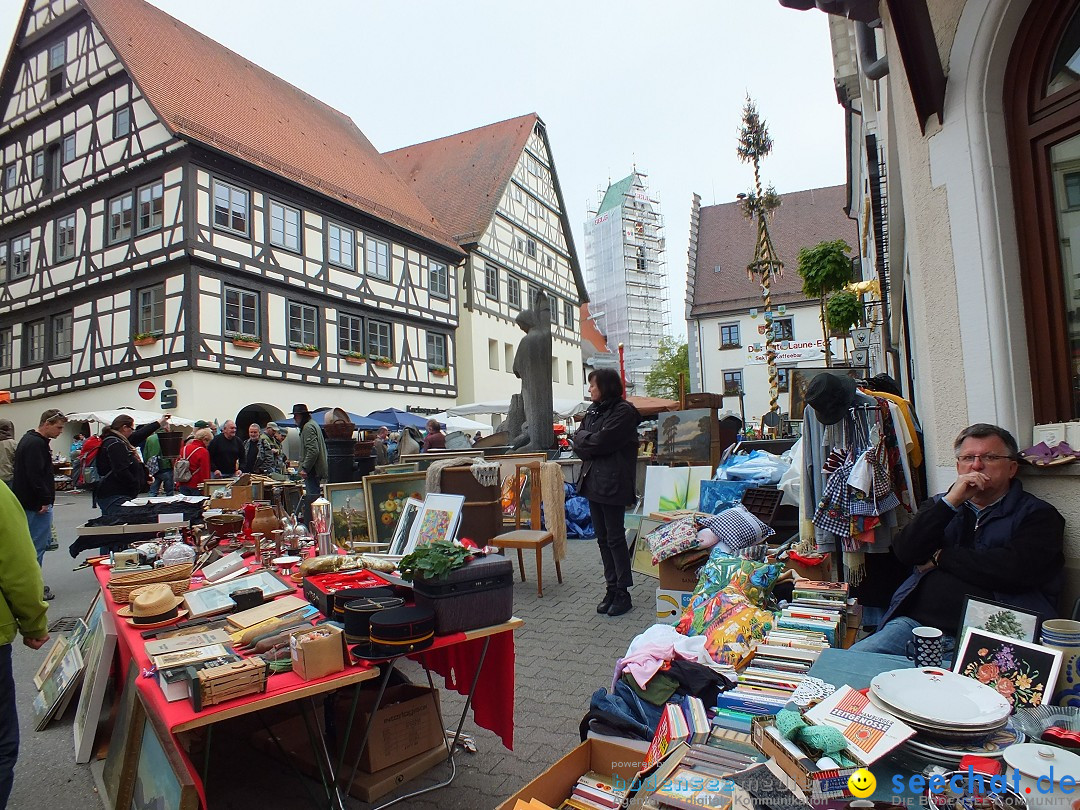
[{"x1": 234, "y1": 403, "x2": 285, "y2": 435}]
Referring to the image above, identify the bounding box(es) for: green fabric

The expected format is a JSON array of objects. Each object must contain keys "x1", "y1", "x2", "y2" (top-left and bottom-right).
[
  {"x1": 621, "y1": 671, "x2": 680, "y2": 705},
  {"x1": 143, "y1": 431, "x2": 170, "y2": 470},
  {"x1": 299, "y1": 420, "x2": 328, "y2": 480},
  {"x1": 776, "y1": 708, "x2": 857, "y2": 767},
  {"x1": 0, "y1": 482, "x2": 47, "y2": 645}
]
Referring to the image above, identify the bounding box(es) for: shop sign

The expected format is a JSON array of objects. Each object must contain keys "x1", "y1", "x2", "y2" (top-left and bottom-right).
[{"x1": 745, "y1": 339, "x2": 834, "y2": 365}]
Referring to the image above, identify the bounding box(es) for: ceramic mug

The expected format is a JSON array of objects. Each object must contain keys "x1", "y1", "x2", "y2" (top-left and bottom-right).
[
  {"x1": 906, "y1": 626, "x2": 944, "y2": 667},
  {"x1": 1040, "y1": 619, "x2": 1080, "y2": 707}
]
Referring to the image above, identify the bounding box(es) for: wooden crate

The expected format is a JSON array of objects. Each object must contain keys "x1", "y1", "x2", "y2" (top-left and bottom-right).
[{"x1": 189, "y1": 658, "x2": 269, "y2": 712}]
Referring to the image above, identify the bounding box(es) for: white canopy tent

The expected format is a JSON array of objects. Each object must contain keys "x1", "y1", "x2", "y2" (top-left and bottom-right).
[
  {"x1": 446, "y1": 398, "x2": 587, "y2": 419},
  {"x1": 65, "y1": 408, "x2": 198, "y2": 428},
  {"x1": 431, "y1": 412, "x2": 490, "y2": 432}
]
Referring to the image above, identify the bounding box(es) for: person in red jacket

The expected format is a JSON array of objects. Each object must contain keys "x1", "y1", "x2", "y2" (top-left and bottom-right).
[{"x1": 177, "y1": 429, "x2": 212, "y2": 495}]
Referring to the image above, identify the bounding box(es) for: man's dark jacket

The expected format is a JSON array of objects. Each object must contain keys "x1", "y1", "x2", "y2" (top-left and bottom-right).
[
  {"x1": 572, "y1": 399, "x2": 640, "y2": 507},
  {"x1": 97, "y1": 422, "x2": 160, "y2": 500},
  {"x1": 12, "y1": 430, "x2": 54, "y2": 511},
  {"x1": 208, "y1": 433, "x2": 244, "y2": 476},
  {"x1": 881, "y1": 478, "x2": 1065, "y2": 629}
]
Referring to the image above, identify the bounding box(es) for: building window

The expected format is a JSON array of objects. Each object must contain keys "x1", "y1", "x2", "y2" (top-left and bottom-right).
[
  {"x1": 137, "y1": 284, "x2": 165, "y2": 335},
  {"x1": 507, "y1": 275, "x2": 521, "y2": 309},
  {"x1": 339, "y1": 313, "x2": 364, "y2": 355},
  {"x1": 113, "y1": 106, "x2": 131, "y2": 139},
  {"x1": 25, "y1": 320, "x2": 45, "y2": 364},
  {"x1": 62, "y1": 134, "x2": 76, "y2": 164},
  {"x1": 564, "y1": 301, "x2": 574, "y2": 329},
  {"x1": 488, "y1": 338, "x2": 499, "y2": 370},
  {"x1": 0, "y1": 244, "x2": 7, "y2": 281},
  {"x1": 224, "y1": 287, "x2": 258, "y2": 336},
  {"x1": 55, "y1": 214, "x2": 76, "y2": 260},
  {"x1": 771, "y1": 317, "x2": 794, "y2": 341},
  {"x1": 636, "y1": 246, "x2": 647, "y2": 271},
  {"x1": 429, "y1": 261, "x2": 449, "y2": 298},
  {"x1": 567, "y1": 359, "x2": 574, "y2": 383},
  {"x1": 51, "y1": 312, "x2": 72, "y2": 359},
  {"x1": 720, "y1": 323, "x2": 740, "y2": 348},
  {"x1": 1066, "y1": 172, "x2": 1080, "y2": 210},
  {"x1": 426, "y1": 332, "x2": 447, "y2": 368},
  {"x1": 3, "y1": 165, "x2": 15, "y2": 189},
  {"x1": 287, "y1": 302, "x2": 317, "y2": 347},
  {"x1": 550, "y1": 300, "x2": 559, "y2": 325},
  {"x1": 269, "y1": 201, "x2": 300, "y2": 252},
  {"x1": 11, "y1": 234, "x2": 31, "y2": 279},
  {"x1": 484, "y1": 263, "x2": 499, "y2": 299},
  {"x1": 32, "y1": 151, "x2": 44, "y2": 179},
  {"x1": 327, "y1": 222, "x2": 354, "y2": 269},
  {"x1": 723, "y1": 369, "x2": 743, "y2": 395},
  {"x1": 46, "y1": 144, "x2": 61, "y2": 192},
  {"x1": 367, "y1": 320, "x2": 392, "y2": 360},
  {"x1": 504, "y1": 342, "x2": 514, "y2": 370},
  {"x1": 0, "y1": 327, "x2": 11, "y2": 370},
  {"x1": 528, "y1": 284, "x2": 541, "y2": 309},
  {"x1": 212, "y1": 179, "x2": 248, "y2": 236},
  {"x1": 47, "y1": 41, "x2": 65, "y2": 97},
  {"x1": 552, "y1": 357, "x2": 560, "y2": 383},
  {"x1": 137, "y1": 181, "x2": 163, "y2": 234},
  {"x1": 365, "y1": 237, "x2": 390, "y2": 280},
  {"x1": 777, "y1": 367, "x2": 791, "y2": 393},
  {"x1": 526, "y1": 238, "x2": 537, "y2": 258},
  {"x1": 108, "y1": 193, "x2": 133, "y2": 243}
]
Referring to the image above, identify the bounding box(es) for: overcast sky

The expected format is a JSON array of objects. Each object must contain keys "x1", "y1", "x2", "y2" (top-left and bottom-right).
[{"x1": 2, "y1": 1, "x2": 846, "y2": 340}]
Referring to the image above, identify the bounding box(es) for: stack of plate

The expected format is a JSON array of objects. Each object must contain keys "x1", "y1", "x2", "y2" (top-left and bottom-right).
[{"x1": 869, "y1": 668, "x2": 1017, "y2": 764}]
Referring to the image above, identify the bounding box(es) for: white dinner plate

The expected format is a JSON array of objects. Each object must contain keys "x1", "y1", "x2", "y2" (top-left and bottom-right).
[
  {"x1": 870, "y1": 667, "x2": 1012, "y2": 728},
  {"x1": 867, "y1": 692, "x2": 1008, "y2": 737}
]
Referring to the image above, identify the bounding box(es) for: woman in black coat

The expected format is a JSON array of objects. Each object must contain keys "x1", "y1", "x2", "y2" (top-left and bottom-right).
[{"x1": 571, "y1": 368, "x2": 641, "y2": 616}]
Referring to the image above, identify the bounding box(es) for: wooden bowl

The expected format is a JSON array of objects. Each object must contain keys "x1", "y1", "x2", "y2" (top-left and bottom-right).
[{"x1": 205, "y1": 514, "x2": 244, "y2": 539}]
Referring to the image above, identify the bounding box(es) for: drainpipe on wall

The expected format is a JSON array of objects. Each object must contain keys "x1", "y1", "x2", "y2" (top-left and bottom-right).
[{"x1": 856, "y1": 20, "x2": 888, "y2": 80}]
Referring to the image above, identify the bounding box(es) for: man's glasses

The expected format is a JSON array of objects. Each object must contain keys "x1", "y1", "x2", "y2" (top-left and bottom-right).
[{"x1": 956, "y1": 454, "x2": 1014, "y2": 465}]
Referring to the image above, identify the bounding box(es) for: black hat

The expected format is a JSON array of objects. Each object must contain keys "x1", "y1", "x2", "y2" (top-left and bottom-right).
[
  {"x1": 291, "y1": 403, "x2": 311, "y2": 417},
  {"x1": 804, "y1": 374, "x2": 858, "y2": 426}
]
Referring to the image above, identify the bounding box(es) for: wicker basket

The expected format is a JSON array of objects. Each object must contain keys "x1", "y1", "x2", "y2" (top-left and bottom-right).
[
  {"x1": 109, "y1": 562, "x2": 193, "y2": 586},
  {"x1": 108, "y1": 577, "x2": 192, "y2": 604}
]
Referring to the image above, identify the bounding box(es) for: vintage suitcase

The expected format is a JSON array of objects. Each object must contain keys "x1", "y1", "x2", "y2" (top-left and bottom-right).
[
  {"x1": 343, "y1": 595, "x2": 404, "y2": 645},
  {"x1": 440, "y1": 467, "x2": 503, "y2": 547},
  {"x1": 302, "y1": 570, "x2": 393, "y2": 616},
  {"x1": 412, "y1": 553, "x2": 513, "y2": 634},
  {"x1": 367, "y1": 605, "x2": 435, "y2": 657}
]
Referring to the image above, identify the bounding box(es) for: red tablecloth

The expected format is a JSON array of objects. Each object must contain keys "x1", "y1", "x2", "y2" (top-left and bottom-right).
[{"x1": 94, "y1": 563, "x2": 517, "y2": 803}]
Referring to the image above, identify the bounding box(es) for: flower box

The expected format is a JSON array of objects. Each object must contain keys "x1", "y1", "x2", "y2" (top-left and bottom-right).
[
  {"x1": 343, "y1": 355, "x2": 366, "y2": 365},
  {"x1": 133, "y1": 336, "x2": 158, "y2": 347},
  {"x1": 373, "y1": 360, "x2": 394, "y2": 369},
  {"x1": 294, "y1": 348, "x2": 319, "y2": 358},
  {"x1": 232, "y1": 338, "x2": 261, "y2": 349},
  {"x1": 429, "y1": 368, "x2": 448, "y2": 377}
]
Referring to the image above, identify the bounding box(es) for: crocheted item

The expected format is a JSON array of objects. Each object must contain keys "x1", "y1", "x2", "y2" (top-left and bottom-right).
[
  {"x1": 470, "y1": 460, "x2": 500, "y2": 489},
  {"x1": 775, "y1": 708, "x2": 856, "y2": 766}
]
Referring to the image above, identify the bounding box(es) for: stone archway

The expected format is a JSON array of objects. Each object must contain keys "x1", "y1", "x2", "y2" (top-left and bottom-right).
[{"x1": 235, "y1": 403, "x2": 285, "y2": 436}]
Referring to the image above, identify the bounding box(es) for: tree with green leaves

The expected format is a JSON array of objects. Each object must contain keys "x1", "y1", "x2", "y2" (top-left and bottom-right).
[
  {"x1": 796, "y1": 239, "x2": 852, "y2": 366},
  {"x1": 644, "y1": 337, "x2": 689, "y2": 400},
  {"x1": 983, "y1": 610, "x2": 1025, "y2": 640}
]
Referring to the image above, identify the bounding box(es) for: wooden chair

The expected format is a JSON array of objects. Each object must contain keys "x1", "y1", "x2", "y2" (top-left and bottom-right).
[{"x1": 492, "y1": 461, "x2": 563, "y2": 597}]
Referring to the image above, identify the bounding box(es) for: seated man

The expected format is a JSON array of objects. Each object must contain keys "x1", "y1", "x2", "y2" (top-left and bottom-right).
[{"x1": 851, "y1": 423, "x2": 1064, "y2": 657}]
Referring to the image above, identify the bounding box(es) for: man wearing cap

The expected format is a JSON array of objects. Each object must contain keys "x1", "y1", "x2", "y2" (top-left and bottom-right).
[
  {"x1": 12, "y1": 409, "x2": 67, "y2": 601},
  {"x1": 0, "y1": 479, "x2": 50, "y2": 808},
  {"x1": 261, "y1": 423, "x2": 285, "y2": 474},
  {"x1": 293, "y1": 405, "x2": 327, "y2": 502},
  {"x1": 851, "y1": 423, "x2": 1065, "y2": 656}
]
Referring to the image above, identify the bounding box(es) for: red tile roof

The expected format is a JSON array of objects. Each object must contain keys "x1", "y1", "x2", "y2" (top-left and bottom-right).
[
  {"x1": 383, "y1": 113, "x2": 537, "y2": 245},
  {"x1": 580, "y1": 304, "x2": 610, "y2": 354},
  {"x1": 79, "y1": 0, "x2": 462, "y2": 255},
  {"x1": 690, "y1": 185, "x2": 856, "y2": 317}
]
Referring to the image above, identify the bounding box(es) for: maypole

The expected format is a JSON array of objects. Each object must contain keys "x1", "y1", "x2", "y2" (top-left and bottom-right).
[{"x1": 737, "y1": 98, "x2": 783, "y2": 416}]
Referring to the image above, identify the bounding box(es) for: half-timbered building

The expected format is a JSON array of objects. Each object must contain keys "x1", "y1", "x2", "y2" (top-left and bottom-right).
[
  {"x1": 0, "y1": 0, "x2": 465, "y2": 433},
  {"x1": 384, "y1": 114, "x2": 588, "y2": 420}
]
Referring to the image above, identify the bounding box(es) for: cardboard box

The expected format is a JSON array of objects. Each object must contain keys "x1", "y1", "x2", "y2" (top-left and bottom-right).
[
  {"x1": 497, "y1": 738, "x2": 644, "y2": 810},
  {"x1": 658, "y1": 553, "x2": 702, "y2": 591},
  {"x1": 345, "y1": 742, "x2": 447, "y2": 802},
  {"x1": 345, "y1": 683, "x2": 444, "y2": 773},
  {"x1": 750, "y1": 716, "x2": 855, "y2": 800},
  {"x1": 289, "y1": 625, "x2": 346, "y2": 680},
  {"x1": 655, "y1": 589, "x2": 692, "y2": 625},
  {"x1": 208, "y1": 484, "x2": 253, "y2": 511}
]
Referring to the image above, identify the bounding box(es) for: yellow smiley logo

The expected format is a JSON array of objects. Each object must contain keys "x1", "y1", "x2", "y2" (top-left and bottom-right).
[{"x1": 848, "y1": 768, "x2": 876, "y2": 798}]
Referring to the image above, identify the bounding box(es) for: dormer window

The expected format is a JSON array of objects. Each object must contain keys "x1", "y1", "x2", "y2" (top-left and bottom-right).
[{"x1": 46, "y1": 41, "x2": 65, "y2": 98}]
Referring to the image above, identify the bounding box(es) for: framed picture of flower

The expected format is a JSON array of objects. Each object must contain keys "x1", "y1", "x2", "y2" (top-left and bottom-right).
[
  {"x1": 363, "y1": 471, "x2": 427, "y2": 547},
  {"x1": 958, "y1": 596, "x2": 1040, "y2": 644},
  {"x1": 953, "y1": 627, "x2": 1062, "y2": 709}
]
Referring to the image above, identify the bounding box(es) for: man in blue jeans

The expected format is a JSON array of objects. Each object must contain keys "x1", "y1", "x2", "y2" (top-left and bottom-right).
[
  {"x1": 11, "y1": 408, "x2": 67, "y2": 601},
  {"x1": 852, "y1": 424, "x2": 1065, "y2": 656}
]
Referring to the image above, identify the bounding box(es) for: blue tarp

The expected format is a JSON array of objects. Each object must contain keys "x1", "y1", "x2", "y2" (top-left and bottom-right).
[
  {"x1": 366, "y1": 408, "x2": 432, "y2": 430},
  {"x1": 276, "y1": 408, "x2": 389, "y2": 430}
]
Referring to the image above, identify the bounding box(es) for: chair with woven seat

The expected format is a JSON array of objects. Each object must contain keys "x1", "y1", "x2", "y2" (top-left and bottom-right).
[{"x1": 493, "y1": 461, "x2": 563, "y2": 597}]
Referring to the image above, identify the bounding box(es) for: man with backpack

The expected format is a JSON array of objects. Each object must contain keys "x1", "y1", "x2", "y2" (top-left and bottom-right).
[
  {"x1": 144, "y1": 429, "x2": 173, "y2": 496},
  {"x1": 95, "y1": 414, "x2": 168, "y2": 516}
]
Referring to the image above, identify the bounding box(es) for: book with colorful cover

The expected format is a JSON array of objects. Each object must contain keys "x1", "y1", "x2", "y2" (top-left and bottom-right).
[
  {"x1": 644, "y1": 703, "x2": 690, "y2": 768},
  {"x1": 802, "y1": 684, "x2": 915, "y2": 765},
  {"x1": 650, "y1": 765, "x2": 735, "y2": 810},
  {"x1": 680, "y1": 694, "x2": 710, "y2": 744}
]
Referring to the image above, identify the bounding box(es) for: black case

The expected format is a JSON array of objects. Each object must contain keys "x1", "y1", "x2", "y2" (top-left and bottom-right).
[
  {"x1": 412, "y1": 553, "x2": 513, "y2": 634},
  {"x1": 368, "y1": 605, "x2": 436, "y2": 657}
]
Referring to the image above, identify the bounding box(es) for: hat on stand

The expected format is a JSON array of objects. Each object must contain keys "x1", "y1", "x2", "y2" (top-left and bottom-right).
[
  {"x1": 116, "y1": 583, "x2": 188, "y2": 628},
  {"x1": 804, "y1": 373, "x2": 858, "y2": 426}
]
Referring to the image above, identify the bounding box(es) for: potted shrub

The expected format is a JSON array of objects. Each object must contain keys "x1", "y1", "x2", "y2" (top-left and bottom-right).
[
  {"x1": 826, "y1": 290, "x2": 862, "y2": 338},
  {"x1": 232, "y1": 334, "x2": 261, "y2": 349},
  {"x1": 342, "y1": 351, "x2": 366, "y2": 365},
  {"x1": 371, "y1": 355, "x2": 394, "y2": 369},
  {"x1": 429, "y1": 365, "x2": 449, "y2": 377},
  {"x1": 294, "y1": 344, "x2": 319, "y2": 358},
  {"x1": 133, "y1": 332, "x2": 158, "y2": 346}
]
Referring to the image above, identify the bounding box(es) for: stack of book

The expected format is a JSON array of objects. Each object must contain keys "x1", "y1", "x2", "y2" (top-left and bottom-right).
[
  {"x1": 562, "y1": 770, "x2": 628, "y2": 810},
  {"x1": 635, "y1": 740, "x2": 757, "y2": 810},
  {"x1": 774, "y1": 581, "x2": 851, "y2": 647}
]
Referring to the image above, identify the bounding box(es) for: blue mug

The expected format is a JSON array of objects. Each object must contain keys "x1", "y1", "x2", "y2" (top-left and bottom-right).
[{"x1": 906, "y1": 626, "x2": 944, "y2": 667}]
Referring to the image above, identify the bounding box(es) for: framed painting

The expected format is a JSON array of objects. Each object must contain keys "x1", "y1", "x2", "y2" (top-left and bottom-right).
[
  {"x1": 788, "y1": 367, "x2": 867, "y2": 421},
  {"x1": 83, "y1": 586, "x2": 106, "y2": 642},
  {"x1": 643, "y1": 466, "x2": 710, "y2": 514},
  {"x1": 363, "y1": 471, "x2": 427, "y2": 547},
  {"x1": 182, "y1": 570, "x2": 293, "y2": 618},
  {"x1": 74, "y1": 609, "x2": 117, "y2": 763},
  {"x1": 374, "y1": 462, "x2": 420, "y2": 475},
  {"x1": 389, "y1": 497, "x2": 424, "y2": 556},
  {"x1": 653, "y1": 409, "x2": 715, "y2": 466},
  {"x1": 632, "y1": 517, "x2": 665, "y2": 579},
  {"x1": 399, "y1": 450, "x2": 482, "y2": 471},
  {"x1": 491, "y1": 453, "x2": 546, "y2": 523},
  {"x1": 101, "y1": 664, "x2": 141, "y2": 809},
  {"x1": 323, "y1": 481, "x2": 374, "y2": 551},
  {"x1": 33, "y1": 626, "x2": 81, "y2": 690},
  {"x1": 405, "y1": 493, "x2": 465, "y2": 554},
  {"x1": 128, "y1": 694, "x2": 200, "y2": 810},
  {"x1": 31, "y1": 643, "x2": 83, "y2": 730},
  {"x1": 958, "y1": 596, "x2": 1040, "y2": 644},
  {"x1": 953, "y1": 627, "x2": 1062, "y2": 709},
  {"x1": 199, "y1": 480, "x2": 233, "y2": 500}
]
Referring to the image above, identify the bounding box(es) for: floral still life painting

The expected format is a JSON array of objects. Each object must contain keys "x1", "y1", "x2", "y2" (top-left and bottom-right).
[{"x1": 953, "y1": 627, "x2": 1062, "y2": 709}]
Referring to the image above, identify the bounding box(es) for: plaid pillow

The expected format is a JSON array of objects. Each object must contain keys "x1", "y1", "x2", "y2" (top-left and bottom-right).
[{"x1": 702, "y1": 504, "x2": 775, "y2": 552}]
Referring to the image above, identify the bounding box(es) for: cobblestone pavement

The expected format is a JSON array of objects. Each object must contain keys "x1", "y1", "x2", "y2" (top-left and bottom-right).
[{"x1": 11, "y1": 493, "x2": 656, "y2": 809}]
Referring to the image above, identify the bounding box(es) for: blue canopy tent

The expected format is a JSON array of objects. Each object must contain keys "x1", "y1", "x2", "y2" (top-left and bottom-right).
[
  {"x1": 276, "y1": 408, "x2": 390, "y2": 430},
  {"x1": 366, "y1": 408, "x2": 432, "y2": 430}
]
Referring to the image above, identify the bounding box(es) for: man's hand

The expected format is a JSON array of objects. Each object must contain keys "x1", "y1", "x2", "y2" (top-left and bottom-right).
[
  {"x1": 943, "y1": 471, "x2": 993, "y2": 508},
  {"x1": 212, "y1": 470, "x2": 222, "y2": 479},
  {"x1": 38, "y1": 505, "x2": 49, "y2": 513},
  {"x1": 24, "y1": 634, "x2": 49, "y2": 650},
  {"x1": 299, "y1": 470, "x2": 307, "y2": 479}
]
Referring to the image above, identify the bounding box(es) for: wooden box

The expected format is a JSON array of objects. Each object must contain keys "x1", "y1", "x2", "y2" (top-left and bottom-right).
[{"x1": 188, "y1": 657, "x2": 269, "y2": 712}]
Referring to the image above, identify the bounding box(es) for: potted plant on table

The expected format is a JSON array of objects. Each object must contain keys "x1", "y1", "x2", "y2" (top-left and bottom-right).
[
  {"x1": 294, "y1": 344, "x2": 319, "y2": 358},
  {"x1": 133, "y1": 332, "x2": 158, "y2": 346},
  {"x1": 232, "y1": 334, "x2": 261, "y2": 349},
  {"x1": 342, "y1": 350, "x2": 366, "y2": 365}
]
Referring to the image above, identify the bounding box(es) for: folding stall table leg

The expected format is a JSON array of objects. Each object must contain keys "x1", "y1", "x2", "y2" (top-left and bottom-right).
[
  {"x1": 256, "y1": 710, "x2": 327, "y2": 810},
  {"x1": 340, "y1": 660, "x2": 399, "y2": 797}
]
